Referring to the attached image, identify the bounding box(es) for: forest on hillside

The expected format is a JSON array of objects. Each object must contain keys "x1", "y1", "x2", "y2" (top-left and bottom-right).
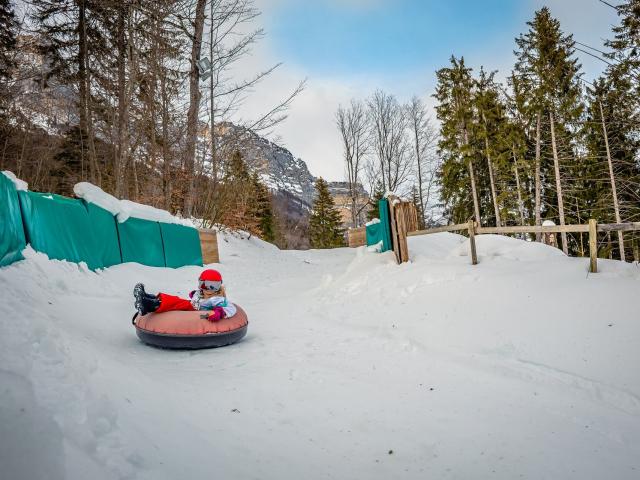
[{"x1": 0, "y1": 0, "x2": 305, "y2": 246}]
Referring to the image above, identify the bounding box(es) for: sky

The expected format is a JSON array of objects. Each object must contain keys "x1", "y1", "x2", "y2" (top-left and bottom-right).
[{"x1": 234, "y1": 0, "x2": 621, "y2": 181}]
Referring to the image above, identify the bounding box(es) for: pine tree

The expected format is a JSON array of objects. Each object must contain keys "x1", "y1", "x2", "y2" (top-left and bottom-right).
[
  {"x1": 309, "y1": 178, "x2": 344, "y2": 249},
  {"x1": 51, "y1": 126, "x2": 87, "y2": 196},
  {"x1": 473, "y1": 67, "x2": 512, "y2": 227},
  {"x1": 251, "y1": 172, "x2": 276, "y2": 243},
  {"x1": 434, "y1": 56, "x2": 481, "y2": 224},
  {"x1": 513, "y1": 7, "x2": 584, "y2": 253},
  {"x1": 602, "y1": 0, "x2": 640, "y2": 256},
  {"x1": 30, "y1": 0, "x2": 106, "y2": 184},
  {"x1": 366, "y1": 180, "x2": 385, "y2": 221},
  {"x1": 226, "y1": 150, "x2": 251, "y2": 182},
  {"x1": 605, "y1": 0, "x2": 640, "y2": 89}
]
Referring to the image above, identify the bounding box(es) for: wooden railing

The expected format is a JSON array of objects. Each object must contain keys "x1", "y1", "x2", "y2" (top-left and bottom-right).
[{"x1": 406, "y1": 220, "x2": 640, "y2": 273}]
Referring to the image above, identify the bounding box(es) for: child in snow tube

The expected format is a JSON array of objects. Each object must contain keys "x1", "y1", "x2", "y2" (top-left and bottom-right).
[{"x1": 133, "y1": 269, "x2": 237, "y2": 322}]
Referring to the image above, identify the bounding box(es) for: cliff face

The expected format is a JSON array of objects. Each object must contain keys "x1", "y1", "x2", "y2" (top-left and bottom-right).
[
  {"x1": 216, "y1": 123, "x2": 316, "y2": 208},
  {"x1": 216, "y1": 122, "x2": 370, "y2": 239}
]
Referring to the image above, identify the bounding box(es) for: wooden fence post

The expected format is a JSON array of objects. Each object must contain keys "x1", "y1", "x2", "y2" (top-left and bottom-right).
[
  {"x1": 468, "y1": 219, "x2": 478, "y2": 265},
  {"x1": 397, "y1": 205, "x2": 409, "y2": 263},
  {"x1": 589, "y1": 219, "x2": 598, "y2": 273}
]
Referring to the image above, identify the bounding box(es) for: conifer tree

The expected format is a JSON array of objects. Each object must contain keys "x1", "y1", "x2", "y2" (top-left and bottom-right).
[
  {"x1": 366, "y1": 180, "x2": 385, "y2": 221},
  {"x1": 602, "y1": 0, "x2": 640, "y2": 258},
  {"x1": 31, "y1": 0, "x2": 105, "y2": 184},
  {"x1": 309, "y1": 178, "x2": 344, "y2": 248},
  {"x1": 434, "y1": 56, "x2": 481, "y2": 224},
  {"x1": 251, "y1": 172, "x2": 276, "y2": 243},
  {"x1": 473, "y1": 67, "x2": 510, "y2": 227},
  {"x1": 513, "y1": 7, "x2": 583, "y2": 253}
]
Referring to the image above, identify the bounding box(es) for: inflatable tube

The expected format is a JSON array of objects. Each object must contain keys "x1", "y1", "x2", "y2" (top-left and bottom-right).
[{"x1": 134, "y1": 304, "x2": 248, "y2": 349}]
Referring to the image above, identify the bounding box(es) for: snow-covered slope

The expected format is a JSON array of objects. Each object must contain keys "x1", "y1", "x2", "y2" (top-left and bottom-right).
[{"x1": 1, "y1": 234, "x2": 639, "y2": 479}]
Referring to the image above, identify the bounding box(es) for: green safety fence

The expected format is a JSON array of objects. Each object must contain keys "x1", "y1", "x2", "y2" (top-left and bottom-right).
[
  {"x1": 0, "y1": 174, "x2": 26, "y2": 267},
  {"x1": 160, "y1": 222, "x2": 203, "y2": 268},
  {"x1": 365, "y1": 199, "x2": 392, "y2": 253},
  {"x1": 83, "y1": 201, "x2": 122, "y2": 267},
  {"x1": 117, "y1": 217, "x2": 166, "y2": 267},
  {"x1": 18, "y1": 191, "x2": 103, "y2": 270}
]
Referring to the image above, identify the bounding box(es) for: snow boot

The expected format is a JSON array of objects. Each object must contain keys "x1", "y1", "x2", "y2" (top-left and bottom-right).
[{"x1": 133, "y1": 283, "x2": 160, "y2": 316}]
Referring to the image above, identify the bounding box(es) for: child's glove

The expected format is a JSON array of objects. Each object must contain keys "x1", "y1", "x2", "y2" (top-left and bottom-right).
[
  {"x1": 208, "y1": 307, "x2": 226, "y2": 322},
  {"x1": 188, "y1": 290, "x2": 196, "y2": 299}
]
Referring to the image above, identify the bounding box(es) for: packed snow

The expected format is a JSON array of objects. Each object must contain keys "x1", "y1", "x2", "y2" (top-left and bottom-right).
[
  {"x1": 73, "y1": 182, "x2": 194, "y2": 226},
  {"x1": 2, "y1": 170, "x2": 29, "y2": 191},
  {"x1": 1, "y1": 233, "x2": 640, "y2": 479}
]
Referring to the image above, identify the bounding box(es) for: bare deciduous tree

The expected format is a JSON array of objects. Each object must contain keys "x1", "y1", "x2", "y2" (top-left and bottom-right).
[
  {"x1": 406, "y1": 96, "x2": 439, "y2": 225},
  {"x1": 336, "y1": 99, "x2": 368, "y2": 227},
  {"x1": 367, "y1": 89, "x2": 411, "y2": 194}
]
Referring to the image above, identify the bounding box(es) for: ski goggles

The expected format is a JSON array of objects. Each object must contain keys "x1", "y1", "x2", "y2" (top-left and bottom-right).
[{"x1": 200, "y1": 280, "x2": 222, "y2": 291}]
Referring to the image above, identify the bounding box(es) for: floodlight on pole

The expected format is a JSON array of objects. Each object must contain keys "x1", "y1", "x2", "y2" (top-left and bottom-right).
[{"x1": 197, "y1": 57, "x2": 212, "y2": 81}]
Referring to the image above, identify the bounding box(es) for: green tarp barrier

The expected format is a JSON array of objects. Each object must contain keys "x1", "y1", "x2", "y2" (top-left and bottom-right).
[
  {"x1": 365, "y1": 199, "x2": 392, "y2": 253},
  {"x1": 160, "y1": 222, "x2": 203, "y2": 268},
  {"x1": 0, "y1": 174, "x2": 26, "y2": 267},
  {"x1": 117, "y1": 217, "x2": 165, "y2": 267},
  {"x1": 18, "y1": 191, "x2": 103, "y2": 270},
  {"x1": 83, "y1": 202, "x2": 122, "y2": 267}
]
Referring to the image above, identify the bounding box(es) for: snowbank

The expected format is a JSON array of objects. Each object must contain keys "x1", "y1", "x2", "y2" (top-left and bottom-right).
[
  {"x1": 2, "y1": 170, "x2": 28, "y2": 191},
  {"x1": 1, "y1": 233, "x2": 640, "y2": 479},
  {"x1": 74, "y1": 182, "x2": 194, "y2": 226}
]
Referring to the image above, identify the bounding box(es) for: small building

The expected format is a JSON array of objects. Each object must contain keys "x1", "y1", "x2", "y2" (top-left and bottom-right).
[{"x1": 326, "y1": 181, "x2": 371, "y2": 229}]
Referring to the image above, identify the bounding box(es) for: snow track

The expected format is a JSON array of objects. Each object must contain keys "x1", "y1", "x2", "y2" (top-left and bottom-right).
[{"x1": 1, "y1": 233, "x2": 640, "y2": 479}]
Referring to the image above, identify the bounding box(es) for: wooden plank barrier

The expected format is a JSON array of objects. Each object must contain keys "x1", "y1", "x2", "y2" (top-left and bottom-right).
[
  {"x1": 388, "y1": 197, "x2": 417, "y2": 264},
  {"x1": 198, "y1": 229, "x2": 220, "y2": 264},
  {"x1": 348, "y1": 227, "x2": 367, "y2": 248}
]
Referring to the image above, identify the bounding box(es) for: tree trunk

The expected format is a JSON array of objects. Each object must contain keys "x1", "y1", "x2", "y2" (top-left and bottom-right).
[
  {"x1": 77, "y1": 0, "x2": 89, "y2": 182},
  {"x1": 549, "y1": 112, "x2": 568, "y2": 255},
  {"x1": 534, "y1": 112, "x2": 542, "y2": 241},
  {"x1": 463, "y1": 128, "x2": 481, "y2": 224},
  {"x1": 183, "y1": 0, "x2": 207, "y2": 216},
  {"x1": 209, "y1": 0, "x2": 218, "y2": 187},
  {"x1": 414, "y1": 122, "x2": 425, "y2": 227},
  {"x1": 512, "y1": 147, "x2": 525, "y2": 227},
  {"x1": 161, "y1": 71, "x2": 172, "y2": 210},
  {"x1": 599, "y1": 100, "x2": 625, "y2": 261},
  {"x1": 114, "y1": 4, "x2": 129, "y2": 198},
  {"x1": 481, "y1": 111, "x2": 501, "y2": 227}
]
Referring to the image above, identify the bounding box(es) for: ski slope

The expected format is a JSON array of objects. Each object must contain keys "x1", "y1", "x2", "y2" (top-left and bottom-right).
[{"x1": 1, "y1": 232, "x2": 639, "y2": 480}]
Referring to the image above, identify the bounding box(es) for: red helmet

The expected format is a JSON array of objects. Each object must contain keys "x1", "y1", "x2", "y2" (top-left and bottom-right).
[{"x1": 199, "y1": 269, "x2": 222, "y2": 282}]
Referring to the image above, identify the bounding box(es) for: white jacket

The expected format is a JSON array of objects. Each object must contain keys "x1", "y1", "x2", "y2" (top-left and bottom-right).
[{"x1": 190, "y1": 290, "x2": 237, "y2": 318}]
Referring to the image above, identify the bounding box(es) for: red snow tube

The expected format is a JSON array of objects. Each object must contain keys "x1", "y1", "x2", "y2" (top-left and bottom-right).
[{"x1": 133, "y1": 304, "x2": 248, "y2": 349}]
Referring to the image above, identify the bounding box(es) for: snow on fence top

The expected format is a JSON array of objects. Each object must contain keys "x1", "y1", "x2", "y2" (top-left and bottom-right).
[
  {"x1": 2, "y1": 171, "x2": 28, "y2": 191},
  {"x1": 73, "y1": 182, "x2": 194, "y2": 226}
]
